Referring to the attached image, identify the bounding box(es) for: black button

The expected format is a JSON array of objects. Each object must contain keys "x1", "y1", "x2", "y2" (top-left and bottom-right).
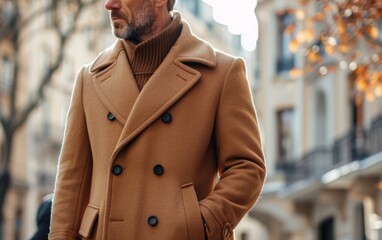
[
  {"x1": 147, "y1": 216, "x2": 158, "y2": 226},
  {"x1": 153, "y1": 165, "x2": 164, "y2": 176},
  {"x1": 112, "y1": 165, "x2": 123, "y2": 175},
  {"x1": 107, "y1": 112, "x2": 116, "y2": 121},
  {"x1": 161, "y1": 112, "x2": 172, "y2": 124}
]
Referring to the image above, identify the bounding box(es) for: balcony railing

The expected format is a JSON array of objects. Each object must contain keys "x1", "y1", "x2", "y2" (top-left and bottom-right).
[{"x1": 277, "y1": 114, "x2": 382, "y2": 185}]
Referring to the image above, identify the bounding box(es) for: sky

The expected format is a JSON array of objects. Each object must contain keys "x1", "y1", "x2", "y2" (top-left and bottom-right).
[{"x1": 201, "y1": 0, "x2": 258, "y2": 51}]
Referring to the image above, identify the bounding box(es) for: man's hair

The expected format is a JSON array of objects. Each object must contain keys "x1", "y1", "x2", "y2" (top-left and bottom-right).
[{"x1": 167, "y1": 0, "x2": 175, "y2": 11}]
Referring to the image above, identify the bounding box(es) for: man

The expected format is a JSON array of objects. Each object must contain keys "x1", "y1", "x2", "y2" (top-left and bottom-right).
[{"x1": 49, "y1": 0, "x2": 266, "y2": 239}]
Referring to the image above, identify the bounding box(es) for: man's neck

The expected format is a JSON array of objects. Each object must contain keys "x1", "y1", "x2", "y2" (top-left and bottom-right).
[
  {"x1": 139, "y1": 12, "x2": 172, "y2": 42},
  {"x1": 121, "y1": 11, "x2": 182, "y2": 91}
]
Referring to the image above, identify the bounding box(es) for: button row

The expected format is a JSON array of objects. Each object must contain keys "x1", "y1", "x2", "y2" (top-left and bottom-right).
[
  {"x1": 107, "y1": 112, "x2": 173, "y2": 124},
  {"x1": 111, "y1": 165, "x2": 165, "y2": 176},
  {"x1": 107, "y1": 111, "x2": 167, "y2": 229}
]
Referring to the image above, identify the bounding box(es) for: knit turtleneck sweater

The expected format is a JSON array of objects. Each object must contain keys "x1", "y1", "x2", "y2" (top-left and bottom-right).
[{"x1": 122, "y1": 13, "x2": 182, "y2": 91}]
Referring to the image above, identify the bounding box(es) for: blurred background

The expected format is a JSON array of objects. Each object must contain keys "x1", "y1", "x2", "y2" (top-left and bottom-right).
[{"x1": 0, "y1": 0, "x2": 382, "y2": 239}]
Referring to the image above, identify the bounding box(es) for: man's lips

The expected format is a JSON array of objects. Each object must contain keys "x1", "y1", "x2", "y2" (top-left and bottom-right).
[{"x1": 111, "y1": 11, "x2": 126, "y2": 21}]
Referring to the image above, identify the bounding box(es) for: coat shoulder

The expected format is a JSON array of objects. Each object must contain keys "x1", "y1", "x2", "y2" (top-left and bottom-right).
[{"x1": 213, "y1": 48, "x2": 239, "y2": 67}]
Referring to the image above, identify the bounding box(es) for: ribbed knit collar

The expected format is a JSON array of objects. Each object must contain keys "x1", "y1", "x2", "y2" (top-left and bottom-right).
[{"x1": 122, "y1": 12, "x2": 182, "y2": 74}]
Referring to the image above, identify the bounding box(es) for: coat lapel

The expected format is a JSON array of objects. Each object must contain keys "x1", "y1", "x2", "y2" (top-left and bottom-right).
[
  {"x1": 91, "y1": 41, "x2": 140, "y2": 125},
  {"x1": 90, "y1": 18, "x2": 217, "y2": 162},
  {"x1": 112, "y1": 21, "x2": 217, "y2": 158},
  {"x1": 114, "y1": 57, "x2": 201, "y2": 154}
]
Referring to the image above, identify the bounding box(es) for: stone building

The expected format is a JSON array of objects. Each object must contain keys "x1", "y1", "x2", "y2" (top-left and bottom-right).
[{"x1": 254, "y1": 0, "x2": 382, "y2": 239}]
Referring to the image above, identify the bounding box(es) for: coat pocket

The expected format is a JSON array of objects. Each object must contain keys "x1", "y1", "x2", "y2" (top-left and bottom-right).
[
  {"x1": 181, "y1": 183, "x2": 205, "y2": 240},
  {"x1": 79, "y1": 204, "x2": 99, "y2": 239}
]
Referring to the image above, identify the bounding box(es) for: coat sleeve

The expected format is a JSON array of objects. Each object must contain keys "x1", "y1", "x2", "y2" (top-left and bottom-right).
[
  {"x1": 49, "y1": 66, "x2": 92, "y2": 240},
  {"x1": 199, "y1": 58, "x2": 266, "y2": 240}
]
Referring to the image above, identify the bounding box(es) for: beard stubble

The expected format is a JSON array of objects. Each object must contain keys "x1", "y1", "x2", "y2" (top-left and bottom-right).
[{"x1": 110, "y1": 1, "x2": 155, "y2": 42}]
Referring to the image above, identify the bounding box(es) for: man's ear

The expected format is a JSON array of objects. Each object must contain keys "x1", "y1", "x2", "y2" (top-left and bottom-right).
[{"x1": 154, "y1": 0, "x2": 167, "y2": 8}]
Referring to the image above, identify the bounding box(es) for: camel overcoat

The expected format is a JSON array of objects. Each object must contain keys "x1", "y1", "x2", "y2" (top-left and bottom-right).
[{"x1": 49, "y1": 19, "x2": 266, "y2": 240}]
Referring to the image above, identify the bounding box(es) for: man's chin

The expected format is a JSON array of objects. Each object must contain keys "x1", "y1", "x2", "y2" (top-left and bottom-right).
[{"x1": 111, "y1": 27, "x2": 130, "y2": 39}]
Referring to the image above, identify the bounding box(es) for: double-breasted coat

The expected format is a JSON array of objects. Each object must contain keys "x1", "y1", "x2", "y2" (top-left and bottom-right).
[{"x1": 49, "y1": 19, "x2": 266, "y2": 240}]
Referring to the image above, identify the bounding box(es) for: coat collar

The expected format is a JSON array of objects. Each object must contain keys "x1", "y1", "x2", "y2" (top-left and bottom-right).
[
  {"x1": 90, "y1": 18, "x2": 216, "y2": 73},
  {"x1": 89, "y1": 18, "x2": 216, "y2": 162}
]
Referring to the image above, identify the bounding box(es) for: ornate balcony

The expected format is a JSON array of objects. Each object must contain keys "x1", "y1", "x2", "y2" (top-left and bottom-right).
[{"x1": 277, "y1": 114, "x2": 382, "y2": 185}]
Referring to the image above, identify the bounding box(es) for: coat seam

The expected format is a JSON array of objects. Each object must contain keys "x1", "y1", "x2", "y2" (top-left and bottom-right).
[
  {"x1": 200, "y1": 203, "x2": 224, "y2": 230},
  {"x1": 214, "y1": 58, "x2": 238, "y2": 172},
  {"x1": 207, "y1": 58, "x2": 238, "y2": 234},
  {"x1": 49, "y1": 229, "x2": 80, "y2": 239},
  {"x1": 72, "y1": 66, "x2": 92, "y2": 233}
]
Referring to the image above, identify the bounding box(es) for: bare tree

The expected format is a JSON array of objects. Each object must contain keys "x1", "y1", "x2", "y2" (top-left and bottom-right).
[{"x1": 0, "y1": 0, "x2": 100, "y2": 238}]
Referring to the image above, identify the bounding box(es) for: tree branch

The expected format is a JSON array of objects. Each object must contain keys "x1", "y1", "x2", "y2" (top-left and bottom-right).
[
  {"x1": 9, "y1": 31, "x2": 20, "y2": 121},
  {"x1": 0, "y1": 1, "x2": 55, "y2": 42},
  {"x1": 0, "y1": 114, "x2": 6, "y2": 135},
  {"x1": 0, "y1": 0, "x2": 18, "y2": 37},
  {"x1": 11, "y1": 0, "x2": 98, "y2": 131}
]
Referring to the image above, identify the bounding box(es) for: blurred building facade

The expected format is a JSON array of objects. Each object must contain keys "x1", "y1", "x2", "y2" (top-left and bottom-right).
[
  {"x1": 1, "y1": 0, "x2": 382, "y2": 239},
  {"x1": 254, "y1": 0, "x2": 382, "y2": 240},
  {"x1": 178, "y1": 0, "x2": 382, "y2": 240}
]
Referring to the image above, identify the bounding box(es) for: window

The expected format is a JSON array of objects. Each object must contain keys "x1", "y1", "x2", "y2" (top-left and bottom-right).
[
  {"x1": 1, "y1": 1, "x2": 15, "y2": 25},
  {"x1": 84, "y1": 26, "x2": 96, "y2": 50},
  {"x1": 277, "y1": 108, "x2": 294, "y2": 162},
  {"x1": 45, "y1": 0, "x2": 57, "y2": 27},
  {"x1": 350, "y1": 75, "x2": 366, "y2": 160},
  {"x1": 318, "y1": 217, "x2": 335, "y2": 240},
  {"x1": 315, "y1": 40, "x2": 326, "y2": 56},
  {"x1": 1, "y1": 56, "x2": 13, "y2": 92},
  {"x1": 378, "y1": 19, "x2": 382, "y2": 42},
  {"x1": 355, "y1": 203, "x2": 367, "y2": 240},
  {"x1": 61, "y1": 1, "x2": 75, "y2": 32},
  {"x1": 41, "y1": 99, "x2": 50, "y2": 137},
  {"x1": 233, "y1": 35, "x2": 242, "y2": 53},
  {"x1": 183, "y1": 0, "x2": 200, "y2": 16},
  {"x1": 199, "y1": 2, "x2": 214, "y2": 29},
  {"x1": 42, "y1": 48, "x2": 51, "y2": 77},
  {"x1": 14, "y1": 204, "x2": 23, "y2": 240},
  {"x1": 40, "y1": 49, "x2": 51, "y2": 137},
  {"x1": 240, "y1": 232, "x2": 249, "y2": 240},
  {"x1": 276, "y1": 10, "x2": 296, "y2": 73},
  {"x1": 253, "y1": 49, "x2": 261, "y2": 88},
  {"x1": 62, "y1": 59, "x2": 74, "y2": 84},
  {"x1": 315, "y1": 91, "x2": 327, "y2": 146}
]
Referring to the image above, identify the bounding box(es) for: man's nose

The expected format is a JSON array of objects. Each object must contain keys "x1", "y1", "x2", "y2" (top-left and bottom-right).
[{"x1": 105, "y1": 0, "x2": 121, "y2": 10}]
